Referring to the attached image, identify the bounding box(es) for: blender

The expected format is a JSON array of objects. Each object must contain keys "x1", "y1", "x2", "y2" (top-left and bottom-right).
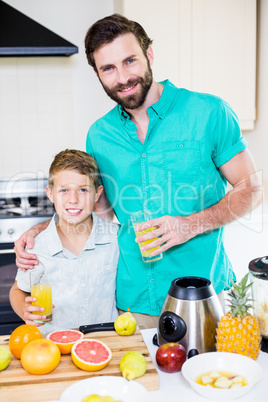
[
  {"x1": 156, "y1": 276, "x2": 224, "y2": 358},
  {"x1": 249, "y1": 256, "x2": 268, "y2": 352}
]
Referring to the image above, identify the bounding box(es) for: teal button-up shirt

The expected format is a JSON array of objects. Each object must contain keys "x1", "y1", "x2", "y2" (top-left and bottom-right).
[{"x1": 86, "y1": 80, "x2": 247, "y2": 315}]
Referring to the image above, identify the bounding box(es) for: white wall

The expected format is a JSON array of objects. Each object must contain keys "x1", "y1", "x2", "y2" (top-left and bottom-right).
[
  {"x1": 224, "y1": 0, "x2": 268, "y2": 282},
  {"x1": 245, "y1": 0, "x2": 268, "y2": 193},
  {"x1": 0, "y1": 0, "x2": 115, "y2": 179}
]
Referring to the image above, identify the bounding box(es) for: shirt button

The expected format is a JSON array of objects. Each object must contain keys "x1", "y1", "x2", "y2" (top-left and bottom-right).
[
  {"x1": 82, "y1": 309, "x2": 86, "y2": 314},
  {"x1": 179, "y1": 144, "x2": 184, "y2": 148},
  {"x1": 81, "y1": 283, "x2": 86, "y2": 288},
  {"x1": 145, "y1": 187, "x2": 148, "y2": 191},
  {"x1": 150, "y1": 279, "x2": 154, "y2": 283},
  {"x1": 142, "y1": 153, "x2": 146, "y2": 157}
]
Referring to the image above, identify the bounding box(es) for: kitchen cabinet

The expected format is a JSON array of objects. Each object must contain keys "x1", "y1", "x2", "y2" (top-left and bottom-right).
[{"x1": 114, "y1": 0, "x2": 257, "y2": 130}]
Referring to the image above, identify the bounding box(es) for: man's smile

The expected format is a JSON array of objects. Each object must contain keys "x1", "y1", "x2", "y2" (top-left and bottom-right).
[{"x1": 118, "y1": 83, "x2": 138, "y2": 93}]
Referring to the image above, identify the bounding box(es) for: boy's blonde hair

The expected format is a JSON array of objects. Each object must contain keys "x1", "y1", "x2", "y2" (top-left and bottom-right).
[{"x1": 48, "y1": 149, "x2": 100, "y2": 190}]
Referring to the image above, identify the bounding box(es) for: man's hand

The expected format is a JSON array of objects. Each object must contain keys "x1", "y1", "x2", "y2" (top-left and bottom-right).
[
  {"x1": 22, "y1": 296, "x2": 46, "y2": 327},
  {"x1": 14, "y1": 221, "x2": 50, "y2": 271},
  {"x1": 135, "y1": 215, "x2": 195, "y2": 256},
  {"x1": 135, "y1": 150, "x2": 262, "y2": 256}
]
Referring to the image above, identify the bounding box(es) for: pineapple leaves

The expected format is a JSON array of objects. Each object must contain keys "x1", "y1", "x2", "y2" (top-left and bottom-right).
[{"x1": 224, "y1": 273, "x2": 254, "y2": 318}]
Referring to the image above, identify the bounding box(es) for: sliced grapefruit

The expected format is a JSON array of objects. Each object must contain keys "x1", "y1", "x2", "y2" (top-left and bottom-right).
[
  {"x1": 71, "y1": 339, "x2": 112, "y2": 371},
  {"x1": 47, "y1": 330, "x2": 84, "y2": 354}
]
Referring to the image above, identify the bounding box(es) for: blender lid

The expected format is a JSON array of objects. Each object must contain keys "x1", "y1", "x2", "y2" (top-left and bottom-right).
[
  {"x1": 249, "y1": 256, "x2": 268, "y2": 278},
  {"x1": 168, "y1": 276, "x2": 215, "y2": 300}
]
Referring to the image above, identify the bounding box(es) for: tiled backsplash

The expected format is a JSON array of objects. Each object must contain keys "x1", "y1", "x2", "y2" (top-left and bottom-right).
[{"x1": 0, "y1": 57, "x2": 76, "y2": 180}]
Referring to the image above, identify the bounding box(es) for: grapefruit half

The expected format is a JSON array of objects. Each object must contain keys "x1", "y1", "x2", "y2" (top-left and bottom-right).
[
  {"x1": 47, "y1": 330, "x2": 84, "y2": 354},
  {"x1": 71, "y1": 339, "x2": 112, "y2": 371}
]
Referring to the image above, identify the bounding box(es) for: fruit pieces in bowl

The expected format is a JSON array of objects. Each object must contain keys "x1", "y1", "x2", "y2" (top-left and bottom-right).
[
  {"x1": 196, "y1": 370, "x2": 247, "y2": 389},
  {"x1": 181, "y1": 351, "x2": 263, "y2": 400},
  {"x1": 81, "y1": 395, "x2": 124, "y2": 402}
]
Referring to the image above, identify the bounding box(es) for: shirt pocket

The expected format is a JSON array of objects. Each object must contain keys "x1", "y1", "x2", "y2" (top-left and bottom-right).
[{"x1": 163, "y1": 140, "x2": 200, "y2": 184}]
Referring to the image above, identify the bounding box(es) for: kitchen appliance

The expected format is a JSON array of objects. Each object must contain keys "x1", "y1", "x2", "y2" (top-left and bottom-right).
[
  {"x1": 249, "y1": 256, "x2": 268, "y2": 353},
  {"x1": 0, "y1": 177, "x2": 54, "y2": 335},
  {"x1": 157, "y1": 276, "x2": 224, "y2": 358},
  {"x1": 0, "y1": 0, "x2": 78, "y2": 56}
]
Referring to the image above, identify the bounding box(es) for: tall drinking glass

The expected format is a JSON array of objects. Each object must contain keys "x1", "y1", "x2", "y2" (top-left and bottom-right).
[
  {"x1": 130, "y1": 210, "x2": 163, "y2": 263},
  {"x1": 30, "y1": 271, "x2": 52, "y2": 323}
]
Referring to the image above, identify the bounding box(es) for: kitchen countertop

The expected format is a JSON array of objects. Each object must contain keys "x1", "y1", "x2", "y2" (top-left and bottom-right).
[
  {"x1": 142, "y1": 328, "x2": 268, "y2": 402},
  {"x1": 1, "y1": 328, "x2": 268, "y2": 401}
]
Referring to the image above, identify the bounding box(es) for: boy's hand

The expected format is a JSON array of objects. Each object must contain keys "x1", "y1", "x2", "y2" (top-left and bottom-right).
[{"x1": 23, "y1": 296, "x2": 46, "y2": 327}]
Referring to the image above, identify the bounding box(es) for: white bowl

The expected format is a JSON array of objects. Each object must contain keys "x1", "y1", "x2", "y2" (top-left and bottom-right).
[
  {"x1": 60, "y1": 376, "x2": 148, "y2": 402},
  {"x1": 181, "y1": 352, "x2": 263, "y2": 400}
]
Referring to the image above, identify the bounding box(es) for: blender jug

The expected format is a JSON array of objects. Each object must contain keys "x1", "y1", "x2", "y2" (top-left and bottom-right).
[{"x1": 249, "y1": 256, "x2": 268, "y2": 352}]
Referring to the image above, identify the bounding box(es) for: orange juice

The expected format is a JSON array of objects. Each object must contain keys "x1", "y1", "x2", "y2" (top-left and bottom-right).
[
  {"x1": 130, "y1": 210, "x2": 163, "y2": 263},
  {"x1": 31, "y1": 284, "x2": 52, "y2": 322},
  {"x1": 135, "y1": 226, "x2": 160, "y2": 257}
]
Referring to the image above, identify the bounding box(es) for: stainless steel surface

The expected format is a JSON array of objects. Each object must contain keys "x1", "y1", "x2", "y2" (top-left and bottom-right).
[
  {"x1": 0, "y1": 177, "x2": 54, "y2": 334},
  {"x1": 0, "y1": 178, "x2": 54, "y2": 243},
  {"x1": 158, "y1": 294, "x2": 223, "y2": 354},
  {"x1": 0, "y1": 216, "x2": 50, "y2": 243},
  {"x1": 157, "y1": 277, "x2": 223, "y2": 356},
  {"x1": 0, "y1": 177, "x2": 48, "y2": 197},
  {"x1": 0, "y1": 249, "x2": 15, "y2": 254}
]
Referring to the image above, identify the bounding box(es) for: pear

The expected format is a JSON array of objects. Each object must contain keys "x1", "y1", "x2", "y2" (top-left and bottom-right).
[
  {"x1": 120, "y1": 351, "x2": 147, "y2": 380},
  {"x1": 114, "y1": 312, "x2": 137, "y2": 336},
  {"x1": 0, "y1": 346, "x2": 11, "y2": 371}
]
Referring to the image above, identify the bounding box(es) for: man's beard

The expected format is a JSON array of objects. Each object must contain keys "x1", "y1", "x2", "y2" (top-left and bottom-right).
[{"x1": 99, "y1": 61, "x2": 153, "y2": 110}]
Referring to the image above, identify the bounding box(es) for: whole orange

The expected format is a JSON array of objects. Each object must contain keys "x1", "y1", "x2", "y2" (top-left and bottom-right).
[
  {"x1": 9, "y1": 324, "x2": 42, "y2": 359},
  {"x1": 21, "y1": 339, "x2": 61, "y2": 375}
]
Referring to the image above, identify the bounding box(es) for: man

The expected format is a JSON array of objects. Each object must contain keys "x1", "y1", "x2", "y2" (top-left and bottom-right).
[{"x1": 15, "y1": 14, "x2": 262, "y2": 329}]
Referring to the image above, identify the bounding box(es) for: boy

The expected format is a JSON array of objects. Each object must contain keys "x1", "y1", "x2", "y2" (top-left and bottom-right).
[{"x1": 10, "y1": 149, "x2": 119, "y2": 335}]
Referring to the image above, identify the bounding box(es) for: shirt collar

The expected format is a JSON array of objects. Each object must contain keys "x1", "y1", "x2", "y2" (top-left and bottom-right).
[
  {"x1": 47, "y1": 212, "x2": 113, "y2": 256},
  {"x1": 83, "y1": 212, "x2": 113, "y2": 251},
  {"x1": 47, "y1": 214, "x2": 64, "y2": 256},
  {"x1": 118, "y1": 79, "x2": 178, "y2": 121},
  {"x1": 150, "y1": 80, "x2": 178, "y2": 119}
]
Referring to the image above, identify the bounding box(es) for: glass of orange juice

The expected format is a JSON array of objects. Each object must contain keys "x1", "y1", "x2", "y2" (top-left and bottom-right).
[
  {"x1": 130, "y1": 210, "x2": 163, "y2": 263},
  {"x1": 30, "y1": 271, "x2": 52, "y2": 323}
]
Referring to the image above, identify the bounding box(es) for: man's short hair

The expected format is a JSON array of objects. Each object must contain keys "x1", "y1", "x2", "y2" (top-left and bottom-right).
[{"x1": 85, "y1": 13, "x2": 153, "y2": 71}]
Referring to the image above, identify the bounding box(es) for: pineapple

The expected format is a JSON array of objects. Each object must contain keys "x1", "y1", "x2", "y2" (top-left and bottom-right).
[{"x1": 216, "y1": 273, "x2": 261, "y2": 360}]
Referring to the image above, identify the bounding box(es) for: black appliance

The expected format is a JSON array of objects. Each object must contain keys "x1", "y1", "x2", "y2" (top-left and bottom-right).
[{"x1": 0, "y1": 0, "x2": 78, "y2": 56}]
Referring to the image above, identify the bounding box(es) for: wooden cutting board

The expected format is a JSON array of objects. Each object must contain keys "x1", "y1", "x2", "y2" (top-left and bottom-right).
[{"x1": 0, "y1": 327, "x2": 159, "y2": 402}]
